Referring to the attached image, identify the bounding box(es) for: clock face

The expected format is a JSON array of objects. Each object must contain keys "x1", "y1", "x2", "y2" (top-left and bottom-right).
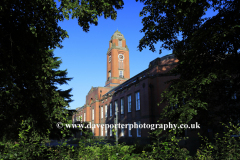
[
  {"x1": 109, "y1": 56, "x2": 111, "y2": 62},
  {"x1": 118, "y1": 54, "x2": 124, "y2": 60}
]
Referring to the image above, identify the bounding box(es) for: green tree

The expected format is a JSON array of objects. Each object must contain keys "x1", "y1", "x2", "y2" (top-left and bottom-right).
[
  {"x1": 0, "y1": 0, "x2": 124, "y2": 142},
  {"x1": 136, "y1": 0, "x2": 240, "y2": 153}
]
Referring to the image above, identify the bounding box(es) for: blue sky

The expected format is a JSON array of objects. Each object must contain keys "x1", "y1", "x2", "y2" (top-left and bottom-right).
[{"x1": 54, "y1": 1, "x2": 218, "y2": 110}]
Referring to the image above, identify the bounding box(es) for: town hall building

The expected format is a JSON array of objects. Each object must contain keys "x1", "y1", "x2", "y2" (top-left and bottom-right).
[{"x1": 72, "y1": 30, "x2": 179, "y2": 144}]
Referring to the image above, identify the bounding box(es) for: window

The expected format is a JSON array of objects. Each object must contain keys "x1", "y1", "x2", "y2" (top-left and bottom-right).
[
  {"x1": 92, "y1": 109, "x2": 94, "y2": 120},
  {"x1": 135, "y1": 92, "x2": 140, "y2": 111},
  {"x1": 101, "y1": 127, "x2": 103, "y2": 136},
  {"x1": 105, "y1": 127, "x2": 107, "y2": 136},
  {"x1": 101, "y1": 106, "x2": 103, "y2": 119},
  {"x1": 121, "y1": 98, "x2": 124, "y2": 114},
  {"x1": 119, "y1": 70, "x2": 123, "y2": 78},
  {"x1": 109, "y1": 71, "x2": 111, "y2": 77},
  {"x1": 121, "y1": 127, "x2": 124, "y2": 137},
  {"x1": 110, "y1": 125, "x2": 112, "y2": 136},
  {"x1": 128, "y1": 123, "x2": 132, "y2": 137},
  {"x1": 128, "y1": 95, "x2": 131, "y2": 112},
  {"x1": 105, "y1": 104, "x2": 107, "y2": 118},
  {"x1": 92, "y1": 127, "x2": 94, "y2": 135},
  {"x1": 115, "y1": 100, "x2": 118, "y2": 116},
  {"x1": 84, "y1": 113, "x2": 86, "y2": 122},
  {"x1": 118, "y1": 39, "x2": 122, "y2": 47},
  {"x1": 137, "y1": 121, "x2": 141, "y2": 137},
  {"x1": 110, "y1": 103, "x2": 112, "y2": 116}
]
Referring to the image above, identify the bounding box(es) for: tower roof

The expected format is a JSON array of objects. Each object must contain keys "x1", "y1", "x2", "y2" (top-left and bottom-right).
[{"x1": 111, "y1": 29, "x2": 125, "y2": 40}]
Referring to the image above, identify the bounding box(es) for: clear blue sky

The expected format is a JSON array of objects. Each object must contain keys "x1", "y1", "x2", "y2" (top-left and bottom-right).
[{"x1": 54, "y1": 1, "x2": 217, "y2": 110}]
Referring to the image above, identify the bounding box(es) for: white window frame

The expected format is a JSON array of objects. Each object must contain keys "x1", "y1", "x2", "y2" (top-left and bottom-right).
[
  {"x1": 110, "y1": 103, "x2": 112, "y2": 117},
  {"x1": 136, "y1": 92, "x2": 140, "y2": 111},
  {"x1": 128, "y1": 95, "x2": 131, "y2": 112},
  {"x1": 92, "y1": 109, "x2": 94, "y2": 120},
  {"x1": 137, "y1": 121, "x2": 141, "y2": 137},
  {"x1": 115, "y1": 100, "x2": 118, "y2": 116},
  {"x1": 84, "y1": 112, "x2": 86, "y2": 122},
  {"x1": 105, "y1": 104, "x2": 107, "y2": 118},
  {"x1": 121, "y1": 98, "x2": 124, "y2": 114},
  {"x1": 101, "y1": 106, "x2": 103, "y2": 119},
  {"x1": 128, "y1": 123, "x2": 132, "y2": 137}
]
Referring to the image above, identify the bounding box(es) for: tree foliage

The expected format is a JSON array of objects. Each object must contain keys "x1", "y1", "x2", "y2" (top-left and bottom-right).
[
  {"x1": 0, "y1": 0, "x2": 124, "y2": 141},
  {"x1": 136, "y1": 0, "x2": 240, "y2": 140}
]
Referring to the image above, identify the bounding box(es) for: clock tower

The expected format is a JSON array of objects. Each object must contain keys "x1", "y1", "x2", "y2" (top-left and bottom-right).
[{"x1": 105, "y1": 30, "x2": 130, "y2": 88}]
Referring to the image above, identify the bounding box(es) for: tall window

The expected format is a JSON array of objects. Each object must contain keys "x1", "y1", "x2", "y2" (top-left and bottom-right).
[
  {"x1": 118, "y1": 39, "x2": 122, "y2": 47},
  {"x1": 92, "y1": 109, "x2": 94, "y2": 120},
  {"x1": 135, "y1": 92, "x2": 140, "y2": 111},
  {"x1": 101, "y1": 106, "x2": 103, "y2": 119},
  {"x1": 110, "y1": 103, "x2": 112, "y2": 116},
  {"x1": 108, "y1": 71, "x2": 111, "y2": 80},
  {"x1": 121, "y1": 98, "x2": 124, "y2": 114},
  {"x1": 128, "y1": 123, "x2": 132, "y2": 137},
  {"x1": 137, "y1": 121, "x2": 141, "y2": 137},
  {"x1": 119, "y1": 70, "x2": 123, "y2": 78},
  {"x1": 84, "y1": 113, "x2": 86, "y2": 122},
  {"x1": 128, "y1": 95, "x2": 131, "y2": 112},
  {"x1": 115, "y1": 100, "x2": 118, "y2": 116},
  {"x1": 105, "y1": 104, "x2": 107, "y2": 118},
  {"x1": 92, "y1": 127, "x2": 94, "y2": 135}
]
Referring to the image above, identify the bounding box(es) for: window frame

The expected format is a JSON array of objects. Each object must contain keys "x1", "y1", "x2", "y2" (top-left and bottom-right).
[
  {"x1": 137, "y1": 121, "x2": 141, "y2": 137},
  {"x1": 121, "y1": 98, "x2": 124, "y2": 114},
  {"x1": 135, "y1": 92, "x2": 140, "y2": 111},
  {"x1": 105, "y1": 104, "x2": 107, "y2": 118},
  {"x1": 115, "y1": 100, "x2": 118, "y2": 116},
  {"x1": 128, "y1": 123, "x2": 132, "y2": 137},
  {"x1": 110, "y1": 103, "x2": 112, "y2": 117},
  {"x1": 128, "y1": 95, "x2": 131, "y2": 112},
  {"x1": 101, "y1": 106, "x2": 103, "y2": 119},
  {"x1": 92, "y1": 109, "x2": 94, "y2": 120}
]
